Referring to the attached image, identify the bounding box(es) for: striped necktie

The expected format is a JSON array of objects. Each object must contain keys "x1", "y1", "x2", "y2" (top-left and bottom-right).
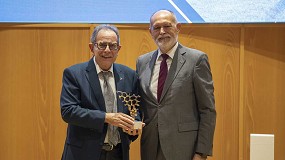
[{"x1": 101, "y1": 71, "x2": 119, "y2": 146}]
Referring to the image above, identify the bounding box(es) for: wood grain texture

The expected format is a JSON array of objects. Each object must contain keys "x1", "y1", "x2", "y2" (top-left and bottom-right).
[
  {"x1": 0, "y1": 27, "x2": 90, "y2": 160},
  {"x1": 116, "y1": 24, "x2": 241, "y2": 160},
  {"x1": 243, "y1": 26, "x2": 285, "y2": 160},
  {"x1": 0, "y1": 24, "x2": 284, "y2": 160},
  {"x1": 180, "y1": 25, "x2": 241, "y2": 160},
  {"x1": 116, "y1": 26, "x2": 157, "y2": 70},
  {"x1": 116, "y1": 26, "x2": 156, "y2": 159}
]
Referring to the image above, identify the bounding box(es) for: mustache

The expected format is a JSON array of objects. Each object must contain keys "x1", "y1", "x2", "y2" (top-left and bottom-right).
[
  {"x1": 101, "y1": 54, "x2": 118, "y2": 58},
  {"x1": 157, "y1": 35, "x2": 170, "y2": 40}
]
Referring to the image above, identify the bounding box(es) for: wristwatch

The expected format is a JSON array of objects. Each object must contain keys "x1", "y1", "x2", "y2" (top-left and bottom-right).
[{"x1": 196, "y1": 152, "x2": 207, "y2": 158}]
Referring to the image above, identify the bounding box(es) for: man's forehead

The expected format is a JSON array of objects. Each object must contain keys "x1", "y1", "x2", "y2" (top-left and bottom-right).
[
  {"x1": 97, "y1": 29, "x2": 116, "y2": 36},
  {"x1": 151, "y1": 13, "x2": 175, "y2": 25},
  {"x1": 96, "y1": 30, "x2": 117, "y2": 41},
  {"x1": 96, "y1": 39, "x2": 117, "y2": 43},
  {"x1": 152, "y1": 19, "x2": 172, "y2": 25}
]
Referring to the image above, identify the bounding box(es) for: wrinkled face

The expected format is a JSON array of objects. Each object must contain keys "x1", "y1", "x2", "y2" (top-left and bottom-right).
[
  {"x1": 149, "y1": 10, "x2": 181, "y2": 53},
  {"x1": 89, "y1": 29, "x2": 121, "y2": 71}
]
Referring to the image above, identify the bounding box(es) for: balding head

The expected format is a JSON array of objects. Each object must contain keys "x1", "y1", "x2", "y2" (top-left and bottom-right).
[
  {"x1": 150, "y1": 10, "x2": 178, "y2": 28},
  {"x1": 149, "y1": 10, "x2": 181, "y2": 53}
]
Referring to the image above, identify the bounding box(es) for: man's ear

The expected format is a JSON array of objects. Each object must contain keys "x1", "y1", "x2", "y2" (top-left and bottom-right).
[
  {"x1": 117, "y1": 45, "x2": 122, "y2": 51},
  {"x1": 176, "y1": 23, "x2": 181, "y2": 33},
  {"x1": 89, "y1": 43, "x2": 94, "y2": 52}
]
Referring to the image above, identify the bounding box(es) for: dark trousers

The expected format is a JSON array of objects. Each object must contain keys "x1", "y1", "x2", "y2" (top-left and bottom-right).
[
  {"x1": 156, "y1": 140, "x2": 166, "y2": 160},
  {"x1": 99, "y1": 144, "x2": 123, "y2": 160}
]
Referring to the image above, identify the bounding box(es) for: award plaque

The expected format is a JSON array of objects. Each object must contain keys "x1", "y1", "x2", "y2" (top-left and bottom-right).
[{"x1": 117, "y1": 91, "x2": 143, "y2": 129}]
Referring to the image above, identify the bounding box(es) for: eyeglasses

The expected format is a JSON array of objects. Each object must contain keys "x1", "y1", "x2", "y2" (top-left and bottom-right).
[
  {"x1": 94, "y1": 42, "x2": 119, "y2": 51},
  {"x1": 151, "y1": 24, "x2": 173, "y2": 31}
]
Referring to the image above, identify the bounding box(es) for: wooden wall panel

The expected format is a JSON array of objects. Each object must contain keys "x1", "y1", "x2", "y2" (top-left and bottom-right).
[
  {"x1": 244, "y1": 26, "x2": 285, "y2": 160},
  {"x1": 117, "y1": 25, "x2": 241, "y2": 160},
  {"x1": 179, "y1": 25, "x2": 241, "y2": 160},
  {"x1": 117, "y1": 26, "x2": 156, "y2": 160},
  {"x1": 0, "y1": 24, "x2": 284, "y2": 160},
  {"x1": 0, "y1": 27, "x2": 90, "y2": 160},
  {"x1": 116, "y1": 25, "x2": 157, "y2": 70}
]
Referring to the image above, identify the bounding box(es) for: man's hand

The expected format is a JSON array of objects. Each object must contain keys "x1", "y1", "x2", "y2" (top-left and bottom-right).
[
  {"x1": 105, "y1": 112, "x2": 134, "y2": 130},
  {"x1": 122, "y1": 122, "x2": 145, "y2": 136},
  {"x1": 193, "y1": 153, "x2": 207, "y2": 160}
]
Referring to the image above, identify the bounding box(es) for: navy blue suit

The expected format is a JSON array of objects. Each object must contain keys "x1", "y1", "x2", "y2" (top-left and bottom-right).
[{"x1": 60, "y1": 58, "x2": 138, "y2": 160}]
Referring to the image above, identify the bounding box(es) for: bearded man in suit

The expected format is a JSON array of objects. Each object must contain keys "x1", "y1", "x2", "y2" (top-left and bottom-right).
[{"x1": 136, "y1": 10, "x2": 216, "y2": 160}]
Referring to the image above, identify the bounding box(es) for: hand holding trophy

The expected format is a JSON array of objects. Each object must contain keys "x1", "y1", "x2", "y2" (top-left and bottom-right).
[{"x1": 117, "y1": 91, "x2": 143, "y2": 129}]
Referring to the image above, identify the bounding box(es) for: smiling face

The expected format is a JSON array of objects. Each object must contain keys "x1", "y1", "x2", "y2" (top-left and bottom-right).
[
  {"x1": 89, "y1": 29, "x2": 121, "y2": 71},
  {"x1": 149, "y1": 10, "x2": 181, "y2": 53}
]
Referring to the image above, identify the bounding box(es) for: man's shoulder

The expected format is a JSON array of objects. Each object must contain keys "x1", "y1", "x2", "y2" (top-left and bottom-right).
[
  {"x1": 138, "y1": 50, "x2": 157, "y2": 60},
  {"x1": 64, "y1": 61, "x2": 89, "y2": 72},
  {"x1": 178, "y1": 45, "x2": 207, "y2": 60},
  {"x1": 114, "y1": 63, "x2": 135, "y2": 73},
  {"x1": 179, "y1": 44, "x2": 205, "y2": 55}
]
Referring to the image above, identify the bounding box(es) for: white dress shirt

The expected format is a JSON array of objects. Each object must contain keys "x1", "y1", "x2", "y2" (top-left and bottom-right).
[
  {"x1": 150, "y1": 42, "x2": 178, "y2": 100},
  {"x1": 93, "y1": 57, "x2": 119, "y2": 143}
]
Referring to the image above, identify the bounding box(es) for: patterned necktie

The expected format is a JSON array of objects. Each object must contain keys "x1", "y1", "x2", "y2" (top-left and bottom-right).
[
  {"x1": 101, "y1": 71, "x2": 119, "y2": 146},
  {"x1": 157, "y1": 54, "x2": 169, "y2": 102}
]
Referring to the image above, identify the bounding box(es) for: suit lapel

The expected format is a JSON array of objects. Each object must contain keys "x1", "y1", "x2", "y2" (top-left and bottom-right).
[
  {"x1": 113, "y1": 64, "x2": 125, "y2": 113},
  {"x1": 85, "y1": 58, "x2": 106, "y2": 111},
  {"x1": 143, "y1": 50, "x2": 158, "y2": 103},
  {"x1": 160, "y1": 44, "x2": 186, "y2": 102}
]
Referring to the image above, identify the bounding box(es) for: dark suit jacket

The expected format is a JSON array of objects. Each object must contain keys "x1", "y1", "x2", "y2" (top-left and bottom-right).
[
  {"x1": 60, "y1": 58, "x2": 138, "y2": 160},
  {"x1": 136, "y1": 44, "x2": 216, "y2": 160}
]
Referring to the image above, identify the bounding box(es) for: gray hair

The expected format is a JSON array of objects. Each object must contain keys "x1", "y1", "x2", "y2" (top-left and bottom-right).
[{"x1": 90, "y1": 24, "x2": 120, "y2": 44}]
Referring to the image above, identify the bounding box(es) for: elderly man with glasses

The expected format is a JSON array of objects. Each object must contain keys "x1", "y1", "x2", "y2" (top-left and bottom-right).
[{"x1": 60, "y1": 24, "x2": 142, "y2": 160}]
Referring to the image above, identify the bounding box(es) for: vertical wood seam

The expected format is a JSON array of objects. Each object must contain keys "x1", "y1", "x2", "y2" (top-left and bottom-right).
[
  {"x1": 239, "y1": 25, "x2": 245, "y2": 160},
  {"x1": 89, "y1": 24, "x2": 96, "y2": 58}
]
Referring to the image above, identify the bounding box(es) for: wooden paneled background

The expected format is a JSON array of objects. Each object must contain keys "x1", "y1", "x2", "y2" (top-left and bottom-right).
[{"x1": 0, "y1": 24, "x2": 284, "y2": 160}]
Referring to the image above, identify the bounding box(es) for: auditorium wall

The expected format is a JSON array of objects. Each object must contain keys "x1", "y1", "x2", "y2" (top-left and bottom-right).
[{"x1": 0, "y1": 23, "x2": 284, "y2": 160}]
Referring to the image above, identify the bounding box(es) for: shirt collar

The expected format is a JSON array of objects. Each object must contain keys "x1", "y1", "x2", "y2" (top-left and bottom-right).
[
  {"x1": 157, "y1": 42, "x2": 178, "y2": 60},
  {"x1": 93, "y1": 57, "x2": 114, "y2": 75}
]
